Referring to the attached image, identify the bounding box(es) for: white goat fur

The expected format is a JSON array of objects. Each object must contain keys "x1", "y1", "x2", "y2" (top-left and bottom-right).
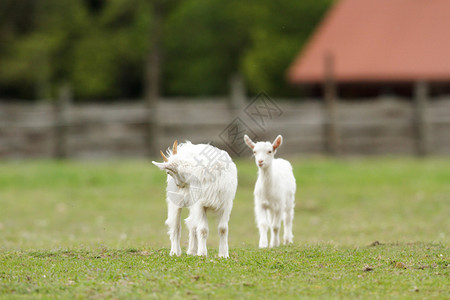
[
  {"x1": 244, "y1": 135, "x2": 296, "y2": 248},
  {"x1": 152, "y1": 141, "x2": 237, "y2": 258}
]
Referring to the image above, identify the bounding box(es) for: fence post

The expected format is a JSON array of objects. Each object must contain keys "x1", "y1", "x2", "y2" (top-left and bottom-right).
[
  {"x1": 53, "y1": 84, "x2": 71, "y2": 159},
  {"x1": 413, "y1": 81, "x2": 430, "y2": 156},
  {"x1": 145, "y1": 4, "x2": 163, "y2": 157},
  {"x1": 323, "y1": 53, "x2": 340, "y2": 155},
  {"x1": 229, "y1": 73, "x2": 246, "y2": 113}
]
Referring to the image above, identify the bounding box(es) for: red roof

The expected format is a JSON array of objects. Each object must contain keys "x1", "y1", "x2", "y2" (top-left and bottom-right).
[{"x1": 287, "y1": 0, "x2": 450, "y2": 84}]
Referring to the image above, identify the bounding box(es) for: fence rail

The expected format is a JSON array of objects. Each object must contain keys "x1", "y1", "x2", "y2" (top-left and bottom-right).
[{"x1": 0, "y1": 95, "x2": 449, "y2": 159}]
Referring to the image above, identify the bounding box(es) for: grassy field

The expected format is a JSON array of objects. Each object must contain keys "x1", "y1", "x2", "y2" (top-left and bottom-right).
[{"x1": 0, "y1": 158, "x2": 448, "y2": 299}]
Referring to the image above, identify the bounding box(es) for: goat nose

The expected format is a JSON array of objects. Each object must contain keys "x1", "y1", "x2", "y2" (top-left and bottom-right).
[{"x1": 258, "y1": 160, "x2": 263, "y2": 164}]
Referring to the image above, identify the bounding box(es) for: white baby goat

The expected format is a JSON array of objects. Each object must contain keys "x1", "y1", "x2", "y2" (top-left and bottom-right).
[
  {"x1": 244, "y1": 135, "x2": 296, "y2": 248},
  {"x1": 152, "y1": 141, "x2": 237, "y2": 258}
]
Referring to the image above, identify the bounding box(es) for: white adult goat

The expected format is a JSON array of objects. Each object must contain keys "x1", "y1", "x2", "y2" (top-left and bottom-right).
[
  {"x1": 244, "y1": 135, "x2": 296, "y2": 248},
  {"x1": 152, "y1": 141, "x2": 237, "y2": 258}
]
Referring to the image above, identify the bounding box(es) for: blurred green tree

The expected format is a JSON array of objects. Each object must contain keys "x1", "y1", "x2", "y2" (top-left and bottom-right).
[
  {"x1": 0, "y1": 0, "x2": 152, "y2": 99},
  {"x1": 0, "y1": 0, "x2": 332, "y2": 100},
  {"x1": 163, "y1": 0, "x2": 254, "y2": 96},
  {"x1": 242, "y1": 0, "x2": 332, "y2": 96},
  {"x1": 164, "y1": 0, "x2": 332, "y2": 97}
]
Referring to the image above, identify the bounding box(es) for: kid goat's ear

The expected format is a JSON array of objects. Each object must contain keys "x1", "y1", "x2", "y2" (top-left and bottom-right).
[
  {"x1": 272, "y1": 135, "x2": 283, "y2": 151},
  {"x1": 243, "y1": 134, "x2": 255, "y2": 149},
  {"x1": 152, "y1": 161, "x2": 167, "y2": 170},
  {"x1": 152, "y1": 161, "x2": 179, "y2": 174}
]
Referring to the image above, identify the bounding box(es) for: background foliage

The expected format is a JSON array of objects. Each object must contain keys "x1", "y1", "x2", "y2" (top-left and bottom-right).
[{"x1": 0, "y1": 0, "x2": 332, "y2": 100}]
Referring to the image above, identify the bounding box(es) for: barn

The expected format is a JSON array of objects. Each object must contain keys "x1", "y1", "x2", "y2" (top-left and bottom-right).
[{"x1": 287, "y1": 0, "x2": 450, "y2": 98}]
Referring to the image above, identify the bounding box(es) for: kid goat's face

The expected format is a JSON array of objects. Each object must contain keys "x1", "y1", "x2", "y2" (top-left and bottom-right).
[
  {"x1": 151, "y1": 140, "x2": 187, "y2": 186},
  {"x1": 244, "y1": 135, "x2": 283, "y2": 169}
]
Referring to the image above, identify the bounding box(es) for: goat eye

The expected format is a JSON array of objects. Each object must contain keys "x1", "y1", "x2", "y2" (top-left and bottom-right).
[{"x1": 268, "y1": 150, "x2": 272, "y2": 154}]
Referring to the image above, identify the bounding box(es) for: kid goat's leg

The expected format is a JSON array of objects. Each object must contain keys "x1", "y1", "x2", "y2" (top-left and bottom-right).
[
  {"x1": 166, "y1": 202, "x2": 182, "y2": 256},
  {"x1": 255, "y1": 204, "x2": 269, "y2": 248},
  {"x1": 187, "y1": 225, "x2": 198, "y2": 255},
  {"x1": 185, "y1": 208, "x2": 198, "y2": 256},
  {"x1": 217, "y1": 208, "x2": 231, "y2": 258},
  {"x1": 194, "y1": 205, "x2": 209, "y2": 256},
  {"x1": 283, "y1": 199, "x2": 294, "y2": 245},
  {"x1": 270, "y1": 210, "x2": 282, "y2": 248}
]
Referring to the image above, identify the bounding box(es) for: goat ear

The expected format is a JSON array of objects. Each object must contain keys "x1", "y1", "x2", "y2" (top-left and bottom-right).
[
  {"x1": 152, "y1": 161, "x2": 168, "y2": 171},
  {"x1": 152, "y1": 161, "x2": 179, "y2": 174},
  {"x1": 272, "y1": 135, "x2": 283, "y2": 151},
  {"x1": 244, "y1": 134, "x2": 255, "y2": 149}
]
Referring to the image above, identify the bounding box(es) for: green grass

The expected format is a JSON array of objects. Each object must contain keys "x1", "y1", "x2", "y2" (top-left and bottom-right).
[{"x1": 0, "y1": 158, "x2": 449, "y2": 299}]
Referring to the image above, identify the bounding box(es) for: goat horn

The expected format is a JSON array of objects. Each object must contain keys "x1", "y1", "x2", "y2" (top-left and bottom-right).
[
  {"x1": 160, "y1": 150, "x2": 168, "y2": 162},
  {"x1": 172, "y1": 140, "x2": 178, "y2": 155}
]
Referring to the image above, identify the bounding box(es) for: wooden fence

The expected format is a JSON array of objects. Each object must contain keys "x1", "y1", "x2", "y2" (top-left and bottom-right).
[{"x1": 0, "y1": 95, "x2": 449, "y2": 159}]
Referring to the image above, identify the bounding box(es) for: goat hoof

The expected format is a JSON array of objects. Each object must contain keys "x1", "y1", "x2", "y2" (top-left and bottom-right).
[{"x1": 283, "y1": 239, "x2": 293, "y2": 245}]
